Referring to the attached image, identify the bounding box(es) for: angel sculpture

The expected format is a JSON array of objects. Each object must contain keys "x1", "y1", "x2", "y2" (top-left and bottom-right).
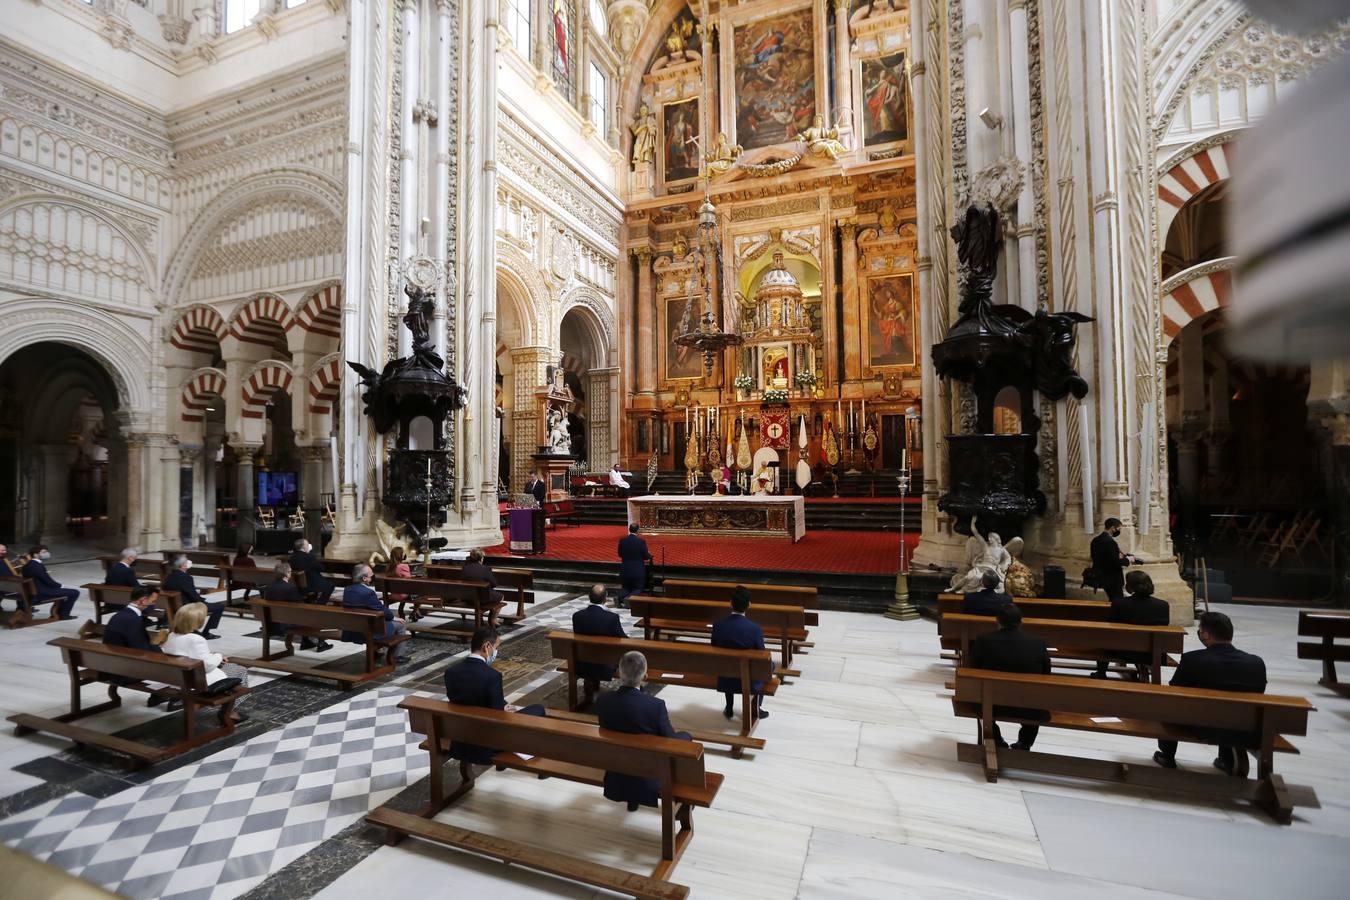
[
  {"x1": 705, "y1": 132, "x2": 743, "y2": 177},
  {"x1": 801, "y1": 114, "x2": 847, "y2": 161},
  {"x1": 948, "y1": 516, "x2": 1012, "y2": 593}
]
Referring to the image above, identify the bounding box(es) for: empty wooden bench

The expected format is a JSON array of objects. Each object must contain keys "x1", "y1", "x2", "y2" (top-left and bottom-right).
[
  {"x1": 97, "y1": 555, "x2": 169, "y2": 584},
  {"x1": 1297, "y1": 610, "x2": 1350, "y2": 689},
  {"x1": 427, "y1": 563, "x2": 536, "y2": 622},
  {"x1": 549, "y1": 630, "x2": 777, "y2": 757},
  {"x1": 83, "y1": 583, "x2": 183, "y2": 628},
  {"x1": 0, "y1": 573, "x2": 60, "y2": 629},
  {"x1": 232, "y1": 599, "x2": 408, "y2": 688},
  {"x1": 937, "y1": 593, "x2": 1110, "y2": 622},
  {"x1": 940, "y1": 613, "x2": 1185, "y2": 683},
  {"x1": 628, "y1": 595, "x2": 809, "y2": 678},
  {"x1": 374, "y1": 575, "x2": 500, "y2": 635},
  {"x1": 7, "y1": 637, "x2": 249, "y2": 768},
  {"x1": 951, "y1": 667, "x2": 1315, "y2": 822},
  {"x1": 367, "y1": 696, "x2": 722, "y2": 899}
]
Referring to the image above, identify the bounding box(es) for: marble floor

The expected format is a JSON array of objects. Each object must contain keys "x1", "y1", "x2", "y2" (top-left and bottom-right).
[{"x1": 2, "y1": 550, "x2": 1348, "y2": 898}]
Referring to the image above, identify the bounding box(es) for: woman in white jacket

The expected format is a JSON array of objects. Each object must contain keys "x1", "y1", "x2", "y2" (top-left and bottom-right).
[{"x1": 164, "y1": 603, "x2": 250, "y2": 720}]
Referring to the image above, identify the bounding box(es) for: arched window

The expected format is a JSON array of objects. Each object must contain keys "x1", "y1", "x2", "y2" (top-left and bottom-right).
[
  {"x1": 504, "y1": 0, "x2": 532, "y2": 52},
  {"x1": 285, "y1": 0, "x2": 307, "y2": 7},
  {"x1": 224, "y1": 0, "x2": 263, "y2": 34},
  {"x1": 550, "y1": 0, "x2": 576, "y2": 102},
  {"x1": 588, "y1": 63, "x2": 608, "y2": 134},
  {"x1": 588, "y1": 0, "x2": 606, "y2": 31}
]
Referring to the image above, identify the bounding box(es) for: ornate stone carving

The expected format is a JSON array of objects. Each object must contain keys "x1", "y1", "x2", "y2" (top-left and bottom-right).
[
  {"x1": 607, "y1": 1, "x2": 649, "y2": 60},
  {"x1": 969, "y1": 157, "x2": 1026, "y2": 220},
  {"x1": 629, "y1": 103, "x2": 657, "y2": 167},
  {"x1": 159, "y1": 14, "x2": 191, "y2": 44}
]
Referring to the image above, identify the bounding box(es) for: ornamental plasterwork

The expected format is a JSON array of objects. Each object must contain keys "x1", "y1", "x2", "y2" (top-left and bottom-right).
[
  {"x1": 549, "y1": 229, "x2": 578, "y2": 284},
  {"x1": 0, "y1": 84, "x2": 169, "y2": 167},
  {"x1": 1192, "y1": 19, "x2": 1349, "y2": 95},
  {"x1": 560, "y1": 284, "x2": 617, "y2": 350},
  {"x1": 0, "y1": 116, "x2": 172, "y2": 210},
  {"x1": 1026, "y1": 0, "x2": 1049, "y2": 310},
  {"x1": 173, "y1": 102, "x2": 347, "y2": 164},
  {"x1": 947, "y1": 0, "x2": 969, "y2": 207},
  {"x1": 728, "y1": 196, "x2": 820, "y2": 223},
  {"x1": 0, "y1": 169, "x2": 160, "y2": 251},
  {"x1": 850, "y1": 6, "x2": 911, "y2": 58},
  {"x1": 498, "y1": 111, "x2": 622, "y2": 246}
]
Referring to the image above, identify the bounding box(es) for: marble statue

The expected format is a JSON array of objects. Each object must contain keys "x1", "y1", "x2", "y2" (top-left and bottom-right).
[
  {"x1": 631, "y1": 104, "x2": 657, "y2": 166},
  {"x1": 546, "y1": 406, "x2": 571, "y2": 455},
  {"x1": 801, "y1": 115, "x2": 847, "y2": 161},
  {"x1": 1003, "y1": 536, "x2": 1036, "y2": 597},
  {"x1": 948, "y1": 517, "x2": 1012, "y2": 593},
  {"x1": 705, "y1": 132, "x2": 743, "y2": 177}
]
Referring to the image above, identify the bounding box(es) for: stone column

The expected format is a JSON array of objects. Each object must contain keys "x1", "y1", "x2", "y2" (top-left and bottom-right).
[
  {"x1": 124, "y1": 435, "x2": 145, "y2": 550},
  {"x1": 203, "y1": 436, "x2": 220, "y2": 545},
  {"x1": 831, "y1": 0, "x2": 853, "y2": 139},
  {"x1": 234, "y1": 442, "x2": 262, "y2": 548},
  {"x1": 179, "y1": 444, "x2": 202, "y2": 549},
  {"x1": 1007, "y1": 0, "x2": 1036, "y2": 310},
  {"x1": 38, "y1": 443, "x2": 77, "y2": 546},
  {"x1": 839, "y1": 221, "x2": 861, "y2": 382},
  {"x1": 588, "y1": 367, "x2": 619, "y2": 468},
  {"x1": 634, "y1": 247, "x2": 655, "y2": 397},
  {"x1": 160, "y1": 439, "x2": 182, "y2": 552},
  {"x1": 104, "y1": 437, "x2": 128, "y2": 545},
  {"x1": 509, "y1": 347, "x2": 553, "y2": 491}
]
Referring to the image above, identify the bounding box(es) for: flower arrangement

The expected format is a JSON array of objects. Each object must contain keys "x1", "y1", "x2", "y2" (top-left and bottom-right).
[
  {"x1": 763, "y1": 388, "x2": 790, "y2": 404},
  {"x1": 794, "y1": 371, "x2": 818, "y2": 388},
  {"x1": 734, "y1": 373, "x2": 755, "y2": 391}
]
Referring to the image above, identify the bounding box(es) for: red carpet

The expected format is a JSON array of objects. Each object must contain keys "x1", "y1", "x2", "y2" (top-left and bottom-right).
[{"x1": 485, "y1": 524, "x2": 918, "y2": 575}]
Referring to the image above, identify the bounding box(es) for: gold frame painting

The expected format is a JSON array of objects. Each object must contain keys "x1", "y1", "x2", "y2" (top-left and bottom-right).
[
  {"x1": 661, "y1": 98, "x2": 700, "y2": 188},
  {"x1": 858, "y1": 51, "x2": 911, "y2": 152},
  {"x1": 861, "y1": 272, "x2": 917, "y2": 374},
  {"x1": 663, "y1": 295, "x2": 704, "y2": 382},
  {"x1": 730, "y1": 5, "x2": 818, "y2": 152}
]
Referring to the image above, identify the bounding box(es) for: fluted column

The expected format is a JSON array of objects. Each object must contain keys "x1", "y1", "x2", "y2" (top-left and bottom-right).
[
  {"x1": 1007, "y1": 0, "x2": 1036, "y2": 310},
  {"x1": 203, "y1": 436, "x2": 220, "y2": 545}
]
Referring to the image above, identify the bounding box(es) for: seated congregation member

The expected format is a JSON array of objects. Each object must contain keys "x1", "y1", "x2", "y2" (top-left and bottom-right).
[
  {"x1": 572, "y1": 584, "x2": 627, "y2": 698},
  {"x1": 596, "y1": 650, "x2": 692, "y2": 811},
  {"x1": 105, "y1": 548, "x2": 141, "y2": 588},
  {"x1": 164, "y1": 555, "x2": 225, "y2": 639},
  {"x1": 382, "y1": 545, "x2": 414, "y2": 608},
  {"x1": 711, "y1": 586, "x2": 768, "y2": 720},
  {"x1": 232, "y1": 542, "x2": 258, "y2": 600},
  {"x1": 341, "y1": 563, "x2": 411, "y2": 663},
  {"x1": 102, "y1": 586, "x2": 170, "y2": 701},
  {"x1": 1093, "y1": 571, "x2": 1170, "y2": 679},
  {"x1": 969, "y1": 604, "x2": 1053, "y2": 750},
  {"x1": 443, "y1": 626, "x2": 545, "y2": 764},
  {"x1": 461, "y1": 548, "x2": 503, "y2": 626},
  {"x1": 163, "y1": 603, "x2": 249, "y2": 720},
  {"x1": 21, "y1": 545, "x2": 79, "y2": 619},
  {"x1": 961, "y1": 570, "x2": 1013, "y2": 616},
  {"x1": 1154, "y1": 611, "x2": 1267, "y2": 776},
  {"x1": 290, "y1": 538, "x2": 335, "y2": 602},
  {"x1": 263, "y1": 562, "x2": 331, "y2": 652}
]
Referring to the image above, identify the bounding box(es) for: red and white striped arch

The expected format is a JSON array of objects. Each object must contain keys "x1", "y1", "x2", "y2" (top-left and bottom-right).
[
  {"x1": 228, "y1": 292, "x2": 295, "y2": 348},
  {"x1": 307, "y1": 354, "x2": 342, "y2": 414},
  {"x1": 180, "y1": 368, "x2": 227, "y2": 423},
  {"x1": 240, "y1": 360, "x2": 294, "y2": 419},
  {"x1": 1161, "y1": 262, "x2": 1234, "y2": 341},
  {"x1": 296, "y1": 281, "x2": 342, "y2": 339},
  {"x1": 170, "y1": 305, "x2": 227, "y2": 355},
  {"x1": 1158, "y1": 136, "x2": 1237, "y2": 238}
]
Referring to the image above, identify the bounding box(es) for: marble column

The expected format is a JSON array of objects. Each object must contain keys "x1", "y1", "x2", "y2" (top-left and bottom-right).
[
  {"x1": 38, "y1": 443, "x2": 77, "y2": 546},
  {"x1": 179, "y1": 444, "x2": 202, "y2": 548},
  {"x1": 124, "y1": 435, "x2": 145, "y2": 550},
  {"x1": 234, "y1": 443, "x2": 262, "y2": 548},
  {"x1": 634, "y1": 247, "x2": 655, "y2": 397},
  {"x1": 831, "y1": 0, "x2": 853, "y2": 139},
  {"x1": 104, "y1": 437, "x2": 128, "y2": 546},
  {"x1": 160, "y1": 439, "x2": 182, "y2": 551},
  {"x1": 839, "y1": 221, "x2": 861, "y2": 382},
  {"x1": 203, "y1": 436, "x2": 220, "y2": 545},
  {"x1": 1007, "y1": 0, "x2": 1036, "y2": 310}
]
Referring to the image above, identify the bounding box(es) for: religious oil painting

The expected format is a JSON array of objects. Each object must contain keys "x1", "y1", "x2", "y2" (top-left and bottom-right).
[
  {"x1": 662, "y1": 99, "x2": 701, "y2": 184},
  {"x1": 862, "y1": 273, "x2": 916, "y2": 370},
  {"x1": 733, "y1": 7, "x2": 817, "y2": 150},
  {"x1": 665, "y1": 297, "x2": 703, "y2": 381},
  {"x1": 861, "y1": 51, "x2": 908, "y2": 146}
]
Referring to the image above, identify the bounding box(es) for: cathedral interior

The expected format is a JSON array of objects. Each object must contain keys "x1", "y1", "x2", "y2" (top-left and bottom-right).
[{"x1": 0, "y1": 1, "x2": 1349, "y2": 898}]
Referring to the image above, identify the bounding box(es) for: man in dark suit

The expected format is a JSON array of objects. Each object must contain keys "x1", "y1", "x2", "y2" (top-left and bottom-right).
[
  {"x1": 289, "y1": 538, "x2": 335, "y2": 602},
  {"x1": 969, "y1": 604, "x2": 1053, "y2": 750},
  {"x1": 342, "y1": 563, "x2": 410, "y2": 662},
  {"x1": 711, "y1": 586, "x2": 768, "y2": 720},
  {"x1": 264, "y1": 562, "x2": 331, "y2": 651},
  {"x1": 21, "y1": 545, "x2": 79, "y2": 619},
  {"x1": 596, "y1": 650, "x2": 692, "y2": 811},
  {"x1": 961, "y1": 571, "x2": 1013, "y2": 616},
  {"x1": 443, "y1": 626, "x2": 546, "y2": 764},
  {"x1": 1093, "y1": 571, "x2": 1170, "y2": 679},
  {"x1": 102, "y1": 586, "x2": 175, "y2": 704},
  {"x1": 573, "y1": 584, "x2": 627, "y2": 699},
  {"x1": 461, "y1": 548, "x2": 504, "y2": 625},
  {"x1": 105, "y1": 548, "x2": 141, "y2": 588},
  {"x1": 526, "y1": 470, "x2": 547, "y2": 504},
  {"x1": 1090, "y1": 517, "x2": 1137, "y2": 601},
  {"x1": 164, "y1": 555, "x2": 225, "y2": 639},
  {"x1": 1154, "y1": 611, "x2": 1267, "y2": 776},
  {"x1": 617, "y1": 523, "x2": 652, "y2": 606}
]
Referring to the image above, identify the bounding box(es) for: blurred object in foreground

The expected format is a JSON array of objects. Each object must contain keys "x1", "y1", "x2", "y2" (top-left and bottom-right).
[{"x1": 1236, "y1": 0, "x2": 1349, "y2": 34}]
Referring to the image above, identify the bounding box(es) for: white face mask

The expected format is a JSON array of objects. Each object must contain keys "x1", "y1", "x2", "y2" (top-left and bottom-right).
[
  {"x1": 40, "y1": 551, "x2": 51, "y2": 561},
  {"x1": 486, "y1": 646, "x2": 499, "y2": 664}
]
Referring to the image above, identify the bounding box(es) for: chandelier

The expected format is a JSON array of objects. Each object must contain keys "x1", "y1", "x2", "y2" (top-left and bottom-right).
[{"x1": 675, "y1": 188, "x2": 743, "y2": 377}]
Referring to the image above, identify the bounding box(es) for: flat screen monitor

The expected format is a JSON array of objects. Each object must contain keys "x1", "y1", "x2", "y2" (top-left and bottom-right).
[{"x1": 258, "y1": 471, "x2": 298, "y2": 508}]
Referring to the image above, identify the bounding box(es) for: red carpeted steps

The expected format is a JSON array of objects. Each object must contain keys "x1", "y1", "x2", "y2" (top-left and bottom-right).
[{"x1": 570, "y1": 495, "x2": 922, "y2": 531}]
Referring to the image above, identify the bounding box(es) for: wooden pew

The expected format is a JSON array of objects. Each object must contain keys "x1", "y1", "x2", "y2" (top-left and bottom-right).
[
  {"x1": 0, "y1": 574, "x2": 60, "y2": 629},
  {"x1": 659, "y1": 578, "x2": 820, "y2": 640},
  {"x1": 373, "y1": 576, "x2": 500, "y2": 635},
  {"x1": 951, "y1": 667, "x2": 1315, "y2": 822},
  {"x1": 96, "y1": 555, "x2": 169, "y2": 584},
  {"x1": 549, "y1": 631, "x2": 776, "y2": 757},
  {"x1": 83, "y1": 583, "x2": 183, "y2": 628},
  {"x1": 176, "y1": 550, "x2": 231, "y2": 592},
  {"x1": 232, "y1": 599, "x2": 409, "y2": 687},
  {"x1": 219, "y1": 564, "x2": 279, "y2": 609},
  {"x1": 627, "y1": 595, "x2": 808, "y2": 678},
  {"x1": 426, "y1": 563, "x2": 536, "y2": 622},
  {"x1": 937, "y1": 593, "x2": 1110, "y2": 622},
  {"x1": 367, "y1": 697, "x2": 723, "y2": 899},
  {"x1": 1297, "y1": 610, "x2": 1350, "y2": 689},
  {"x1": 7, "y1": 637, "x2": 249, "y2": 768},
  {"x1": 940, "y1": 613, "x2": 1184, "y2": 683}
]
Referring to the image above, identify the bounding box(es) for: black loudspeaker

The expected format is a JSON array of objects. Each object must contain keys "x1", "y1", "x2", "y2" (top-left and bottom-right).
[{"x1": 1042, "y1": 565, "x2": 1066, "y2": 598}]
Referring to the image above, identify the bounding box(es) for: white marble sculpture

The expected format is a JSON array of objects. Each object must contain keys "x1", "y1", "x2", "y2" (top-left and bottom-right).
[
  {"x1": 546, "y1": 406, "x2": 571, "y2": 455},
  {"x1": 948, "y1": 517, "x2": 1012, "y2": 593}
]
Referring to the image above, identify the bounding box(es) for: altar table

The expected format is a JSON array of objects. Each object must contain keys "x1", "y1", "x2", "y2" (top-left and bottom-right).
[{"x1": 625, "y1": 494, "x2": 806, "y2": 542}]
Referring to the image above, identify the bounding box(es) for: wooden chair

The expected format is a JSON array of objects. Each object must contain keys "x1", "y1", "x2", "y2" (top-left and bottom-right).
[
  {"x1": 256, "y1": 506, "x2": 277, "y2": 528},
  {"x1": 628, "y1": 595, "x2": 809, "y2": 678},
  {"x1": 233, "y1": 599, "x2": 408, "y2": 688},
  {"x1": 426, "y1": 563, "x2": 537, "y2": 623},
  {"x1": 7, "y1": 637, "x2": 249, "y2": 768},
  {"x1": 1296, "y1": 610, "x2": 1350, "y2": 690},
  {"x1": 0, "y1": 574, "x2": 61, "y2": 629},
  {"x1": 366, "y1": 697, "x2": 724, "y2": 899},
  {"x1": 951, "y1": 668, "x2": 1315, "y2": 823}
]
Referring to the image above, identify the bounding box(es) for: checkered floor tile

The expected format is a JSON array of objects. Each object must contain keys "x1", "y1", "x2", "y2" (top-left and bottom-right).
[{"x1": 0, "y1": 689, "x2": 428, "y2": 900}]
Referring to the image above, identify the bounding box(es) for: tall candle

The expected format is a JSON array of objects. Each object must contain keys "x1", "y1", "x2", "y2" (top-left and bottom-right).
[
  {"x1": 837, "y1": 399, "x2": 842, "y2": 428},
  {"x1": 861, "y1": 397, "x2": 866, "y2": 425}
]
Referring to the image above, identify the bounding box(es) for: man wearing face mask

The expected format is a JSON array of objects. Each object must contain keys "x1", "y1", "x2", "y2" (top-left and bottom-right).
[
  {"x1": 443, "y1": 626, "x2": 546, "y2": 764},
  {"x1": 289, "y1": 538, "x2": 335, "y2": 602},
  {"x1": 1089, "y1": 517, "x2": 1139, "y2": 602},
  {"x1": 102, "y1": 586, "x2": 179, "y2": 706},
  {"x1": 22, "y1": 545, "x2": 79, "y2": 619},
  {"x1": 341, "y1": 563, "x2": 411, "y2": 662}
]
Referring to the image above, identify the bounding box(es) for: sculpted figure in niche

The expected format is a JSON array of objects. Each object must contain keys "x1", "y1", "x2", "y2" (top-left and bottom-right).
[
  {"x1": 801, "y1": 115, "x2": 847, "y2": 161},
  {"x1": 705, "y1": 132, "x2": 743, "y2": 177},
  {"x1": 631, "y1": 104, "x2": 657, "y2": 167}
]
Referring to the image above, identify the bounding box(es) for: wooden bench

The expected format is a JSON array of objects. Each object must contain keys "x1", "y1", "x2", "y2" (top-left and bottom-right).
[
  {"x1": 426, "y1": 563, "x2": 536, "y2": 622},
  {"x1": 174, "y1": 550, "x2": 231, "y2": 592},
  {"x1": 82, "y1": 583, "x2": 183, "y2": 629},
  {"x1": 7, "y1": 637, "x2": 249, "y2": 768},
  {"x1": 232, "y1": 599, "x2": 409, "y2": 687},
  {"x1": 951, "y1": 667, "x2": 1315, "y2": 823},
  {"x1": 628, "y1": 595, "x2": 809, "y2": 678},
  {"x1": 96, "y1": 555, "x2": 169, "y2": 584},
  {"x1": 366, "y1": 696, "x2": 722, "y2": 898},
  {"x1": 1297, "y1": 610, "x2": 1350, "y2": 689},
  {"x1": 374, "y1": 575, "x2": 500, "y2": 635},
  {"x1": 543, "y1": 498, "x2": 582, "y2": 528},
  {"x1": 937, "y1": 593, "x2": 1110, "y2": 622},
  {"x1": 0, "y1": 574, "x2": 60, "y2": 629},
  {"x1": 219, "y1": 564, "x2": 282, "y2": 611},
  {"x1": 548, "y1": 630, "x2": 777, "y2": 757},
  {"x1": 940, "y1": 613, "x2": 1185, "y2": 683},
  {"x1": 659, "y1": 578, "x2": 820, "y2": 641}
]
